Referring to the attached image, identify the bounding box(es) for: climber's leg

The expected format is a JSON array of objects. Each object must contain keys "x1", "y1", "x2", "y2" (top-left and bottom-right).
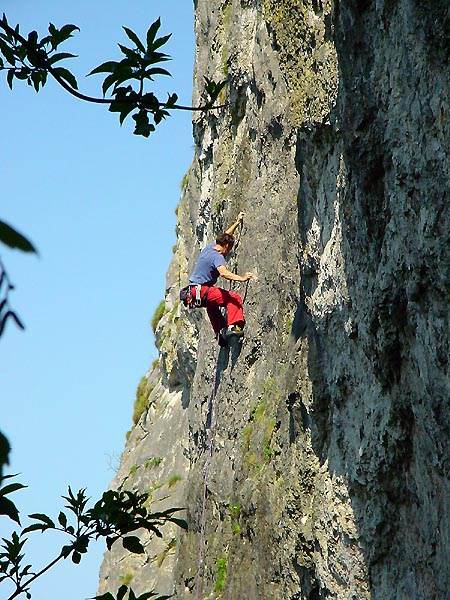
[
  {"x1": 221, "y1": 289, "x2": 245, "y2": 328},
  {"x1": 204, "y1": 286, "x2": 227, "y2": 335}
]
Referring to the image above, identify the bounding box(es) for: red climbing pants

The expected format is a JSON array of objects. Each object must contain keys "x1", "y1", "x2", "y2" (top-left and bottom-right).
[{"x1": 191, "y1": 285, "x2": 245, "y2": 335}]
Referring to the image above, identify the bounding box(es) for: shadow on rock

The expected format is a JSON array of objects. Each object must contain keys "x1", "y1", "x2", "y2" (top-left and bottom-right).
[{"x1": 206, "y1": 346, "x2": 229, "y2": 429}]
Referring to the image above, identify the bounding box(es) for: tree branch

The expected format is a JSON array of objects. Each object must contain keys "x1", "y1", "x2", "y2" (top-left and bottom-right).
[
  {"x1": 6, "y1": 552, "x2": 64, "y2": 600},
  {"x1": 171, "y1": 102, "x2": 225, "y2": 112},
  {"x1": 0, "y1": 18, "x2": 225, "y2": 112}
]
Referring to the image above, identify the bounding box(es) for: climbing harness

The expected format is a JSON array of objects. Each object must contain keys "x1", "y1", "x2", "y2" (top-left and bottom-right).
[
  {"x1": 192, "y1": 284, "x2": 203, "y2": 308},
  {"x1": 179, "y1": 284, "x2": 208, "y2": 309},
  {"x1": 180, "y1": 219, "x2": 246, "y2": 307}
]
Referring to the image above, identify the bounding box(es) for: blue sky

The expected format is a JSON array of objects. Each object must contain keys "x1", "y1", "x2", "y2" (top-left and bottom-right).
[{"x1": 0, "y1": 1, "x2": 194, "y2": 598}]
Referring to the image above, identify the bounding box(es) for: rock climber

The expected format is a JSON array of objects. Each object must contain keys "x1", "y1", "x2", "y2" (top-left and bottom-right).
[{"x1": 183, "y1": 212, "x2": 255, "y2": 345}]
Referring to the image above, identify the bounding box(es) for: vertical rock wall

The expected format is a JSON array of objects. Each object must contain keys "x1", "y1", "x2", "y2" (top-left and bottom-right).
[{"x1": 98, "y1": 1, "x2": 449, "y2": 599}]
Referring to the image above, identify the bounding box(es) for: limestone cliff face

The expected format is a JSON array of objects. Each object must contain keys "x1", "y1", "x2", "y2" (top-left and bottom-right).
[{"x1": 98, "y1": 1, "x2": 449, "y2": 599}]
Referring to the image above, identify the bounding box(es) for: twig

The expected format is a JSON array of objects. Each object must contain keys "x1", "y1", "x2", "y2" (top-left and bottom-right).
[{"x1": 7, "y1": 552, "x2": 64, "y2": 600}]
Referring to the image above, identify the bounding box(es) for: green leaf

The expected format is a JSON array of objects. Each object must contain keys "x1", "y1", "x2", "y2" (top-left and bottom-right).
[
  {"x1": 74, "y1": 535, "x2": 89, "y2": 554},
  {"x1": 106, "y1": 70, "x2": 134, "y2": 94},
  {"x1": 0, "y1": 473, "x2": 19, "y2": 481},
  {"x1": 204, "y1": 76, "x2": 213, "y2": 93},
  {"x1": 20, "y1": 564, "x2": 32, "y2": 577},
  {"x1": 0, "y1": 496, "x2": 20, "y2": 524},
  {"x1": 119, "y1": 104, "x2": 136, "y2": 125},
  {"x1": 28, "y1": 513, "x2": 55, "y2": 528},
  {"x1": 144, "y1": 67, "x2": 171, "y2": 78},
  {"x1": 58, "y1": 511, "x2": 67, "y2": 528},
  {"x1": 142, "y1": 51, "x2": 170, "y2": 66},
  {"x1": 102, "y1": 72, "x2": 119, "y2": 96},
  {"x1": 27, "y1": 31, "x2": 38, "y2": 46},
  {"x1": 123, "y1": 27, "x2": 145, "y2": 52},
  {"x1": 21, "y1": 523, "x2": 45, "y2": 534},
  {"x1": 122, "y1": 536, "x2": 144, "y2": 554},
  {"x1": 152, "y1": 34, "x2": 171, "y2": 51},
  {"x1": 4, "y1": 531, "x2": 26, "y2": 558},
  {"x1": 17, "y1": 45, "x2": 27, "y2": 61},
  {"x1": 48, "y1": 52, "x2": 77, "y2": 65},
  {"x1": 0, "y1": 311, "x2": 25, "y2": 337},
  {"x1": 15, "y1": 69, "x2": 29, "y2": 80},
  {"x1": 0, "y1": 220, "x2": 37, "y2": 253},
  {"x1": 0, "y1": 38, "x2": 16, "y2": 65},
  {"x1": 141, "y1": 92, "x2": 159, "y2": 111},
  {"x1": 0, "y1": 434, "x2": 11, "y2": 483},
  {"x1": 61, "y1": 544, "x2": 72, "y2": 558},
  {"x1": 153, "y1": 109, "x2": 169, "y2": 125},
  {"x1": 117, "y1": 585, "x2": 128, "y2": 600},
  {"x1": 132, "y1": 110, "x2": 155, "y2": 138},
  {"x1": 0, "y1": 483, "x2": 27, "y2": 497},
  {"x1": 58, "y1": 24, "x2": 80, "y2": 42},
  {"x1": 168, "y1": 517, "x2": 188, "y2": 531},
  {"x1": 31, "y1": 70, "x2": 41, "y2": 92},
  {"x1": 39, "y1": 34, "x2": 52, "y2": 47},
  {"x1": 87, "y1": 60, "x2": 119, "y2": 76},
  {"x1": 105, "y1": 536, "x2": 116, "y2": 551},
  {"x1": 146, "y1": 18, "x2": 161, "y2": 49},
  {"x1": 165, "y1": 93, "x2": 178, "y2": 108},
  {"x1": 52, "y1": 66, "x2": 78, "y2": 89},
  {"x1": 48, "y1": 23, "x2": 58, "y2": 37},
  {"x1": 118, "y1": 44, "x2": 141, "y2": 63},
  {"x1": 117, "y1": 57, "x2": 134, "y2": 69}
]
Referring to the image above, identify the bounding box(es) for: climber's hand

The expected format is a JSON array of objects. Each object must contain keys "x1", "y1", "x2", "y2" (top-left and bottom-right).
[
  {"x1": 237, "y1": 211, "x2": 245, "y2": 223},
  {"x1": 243, "y1": 271, "x2": 256, "y2": 281}
]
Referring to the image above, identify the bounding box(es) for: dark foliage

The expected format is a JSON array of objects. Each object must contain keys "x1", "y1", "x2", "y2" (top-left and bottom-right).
[{"x1": 0, "y1": 478, "x2": 187, "y2": 600}]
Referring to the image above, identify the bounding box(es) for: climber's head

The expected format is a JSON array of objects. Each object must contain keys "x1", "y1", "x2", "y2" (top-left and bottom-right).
[{"x1": 215, "y1": 232, "x2": 235, "y2": 255}]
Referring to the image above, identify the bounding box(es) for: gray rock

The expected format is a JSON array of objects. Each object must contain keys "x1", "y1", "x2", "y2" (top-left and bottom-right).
[{"x1": 98, "y1": 1, "x2": 449, "y2": 599}]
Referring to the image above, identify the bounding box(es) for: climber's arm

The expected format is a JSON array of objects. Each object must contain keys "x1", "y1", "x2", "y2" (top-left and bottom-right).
[
  {"x1": 217, "y1": 265, "x2": 254, "y2": 282},
  {"x1": 225, "y1": 211, "x2": 244, "y2": 236}
]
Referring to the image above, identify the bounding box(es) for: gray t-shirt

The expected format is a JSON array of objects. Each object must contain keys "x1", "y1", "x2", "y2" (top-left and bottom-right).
[{"x1": 189, "y1": 243, "x2": 226, "y2": 285}]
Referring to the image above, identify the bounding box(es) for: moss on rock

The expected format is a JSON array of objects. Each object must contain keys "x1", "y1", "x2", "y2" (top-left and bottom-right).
[
  {"x1": 151, "y1": 300, "x2": 166, "y2": 334},
  {"x1": 214, "y1": 555, "x2": 228, "y2": 594},
  {"x1": 132, "y1": 376, "x2": 154, "y2": 424},
  {"x1": 263, "y1": 0, "x2": 337, "y2": 125}
]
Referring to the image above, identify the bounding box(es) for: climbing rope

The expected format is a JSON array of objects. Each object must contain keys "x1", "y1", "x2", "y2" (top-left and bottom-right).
[
  {"x1": 228, "y1": 221, "x2": 244, "y2": 292},
  {"x1": 242, "y1": 279, "x2": 250, "y2": 305},
  {"x1": 192, "y1": 281, "x2": 250, "y2": 598},
  {"x1": 230, "y1": 223, "x2": 250, "y2": 304},
  {"x1": 193, "y1": 347, "x2": 222, "y2": 599},
  {"x1": 193, "y1": 219, "x2": 248, "y2": 597}
]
